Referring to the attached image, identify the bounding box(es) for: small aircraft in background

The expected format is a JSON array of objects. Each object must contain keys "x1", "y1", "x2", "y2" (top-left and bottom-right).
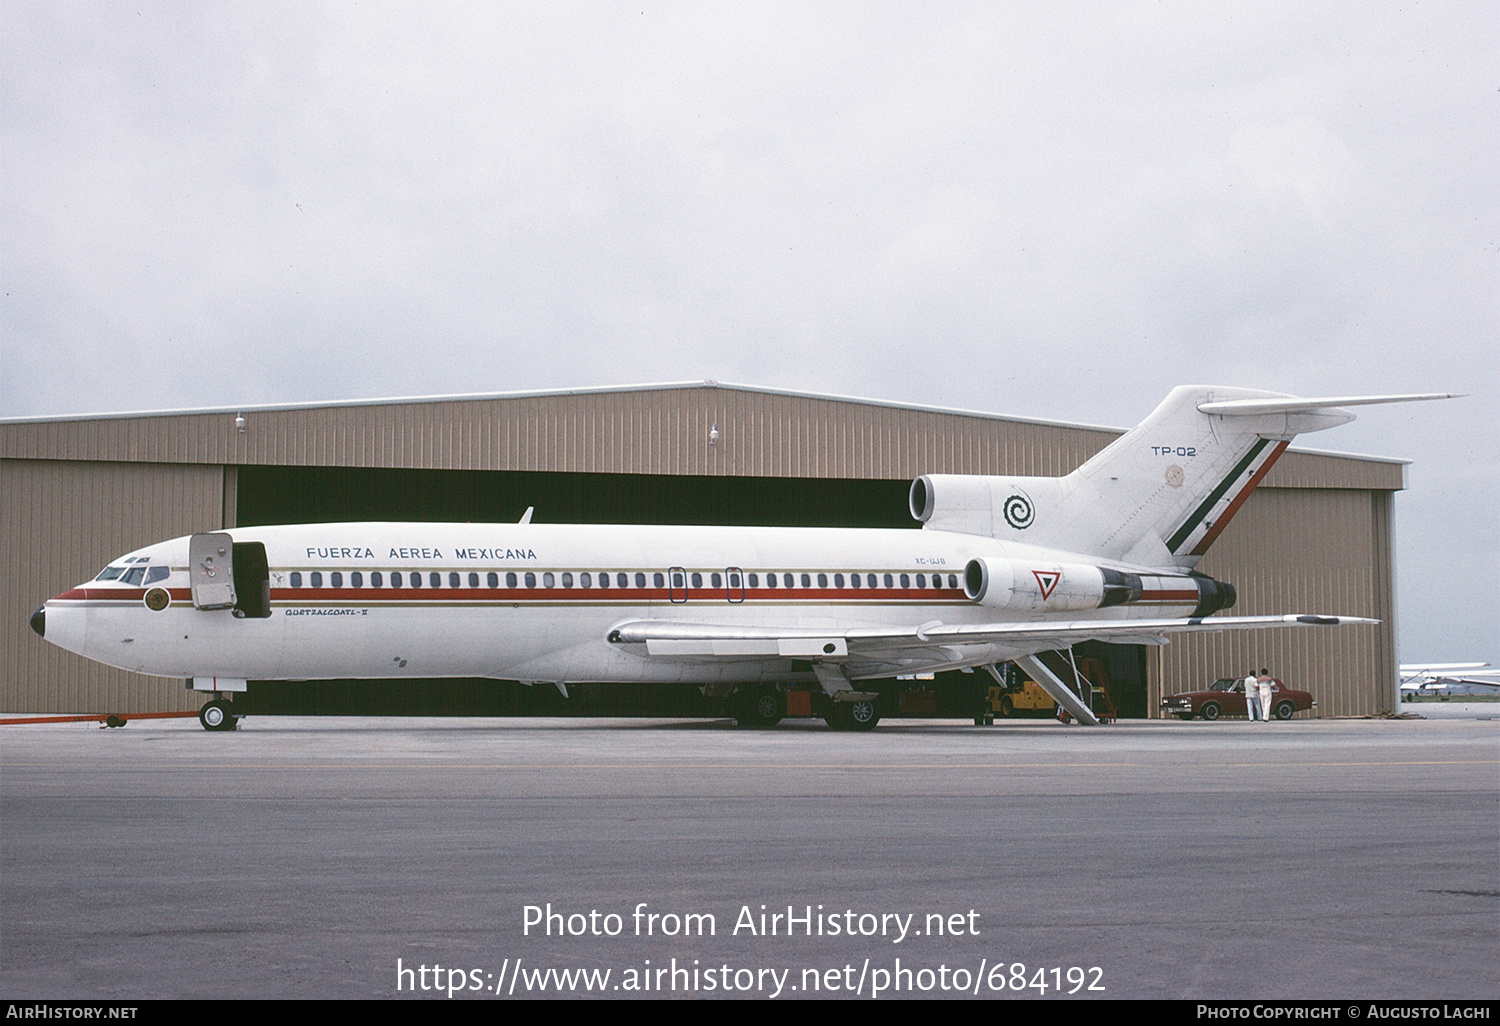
[
  {"x1": 31, "y1": 385, "x2": 1456, "y2": 731},
  {"x1": 1399, "y1": 663, "x2": 1500, "y2": 700}
]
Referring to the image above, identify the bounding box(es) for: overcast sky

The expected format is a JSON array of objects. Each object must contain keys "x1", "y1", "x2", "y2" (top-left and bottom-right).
[{"x1": 2, "y1": 2, "x2": 1495, "y2": 667}]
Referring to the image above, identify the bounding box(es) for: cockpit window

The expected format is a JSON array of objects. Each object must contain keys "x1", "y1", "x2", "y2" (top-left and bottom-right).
[
  {"x1": 94, "y1": 566, "x2": 127, "y2": 581},
  {"x1": 122, "y1": 567, "x2": 146, "y2": 586},
  {"x1": 144, "y1": 566, "x2": 170, "y2": 585}
]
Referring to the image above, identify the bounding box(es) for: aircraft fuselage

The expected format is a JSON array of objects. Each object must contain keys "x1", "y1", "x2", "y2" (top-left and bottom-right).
[{"x1": 40, "y1": 521, "x2": 1208, "y2": 685}]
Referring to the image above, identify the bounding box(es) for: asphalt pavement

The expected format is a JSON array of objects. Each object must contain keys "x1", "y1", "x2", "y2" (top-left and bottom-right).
[{"x1": 2, "y1": 714, "x2": 1495, "y2": 1000}]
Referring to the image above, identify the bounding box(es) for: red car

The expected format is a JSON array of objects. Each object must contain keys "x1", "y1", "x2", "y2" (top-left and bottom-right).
[{"x1": 1161, "y1": 678, "x2": 1316, "y2": 721}]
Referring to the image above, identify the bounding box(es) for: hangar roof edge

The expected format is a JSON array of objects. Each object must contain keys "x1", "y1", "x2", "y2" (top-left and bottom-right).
[
  {"x1": 0, "y1": 379, "x2": 1409, "y2": 466},
  {"x1": 0, "y1": 379, "x2": 1122, "y2": 430}
]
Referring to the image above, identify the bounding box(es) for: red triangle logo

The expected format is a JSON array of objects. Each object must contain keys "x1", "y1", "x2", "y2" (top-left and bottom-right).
[{"x1": 1032, "y1": 570, "x2": 1060, "y2": 600}]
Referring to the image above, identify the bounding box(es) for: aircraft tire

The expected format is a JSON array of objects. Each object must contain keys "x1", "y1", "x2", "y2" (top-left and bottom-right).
[
  {"x1": 199, "y1": 700, "x2": 234, "y2": 732},
  {"x1": 1200, "y1": 702, "x2": 1222, "y2": 721},
  {"x1": 835, "y1": 699, "x2": 879, "y2": 733},
  {"x1": 999, "y1": 696, "x2": 1015, "y2": 718},
  {"x1": 736, "y1": 687, "x2": 784, "y2": 729},
  {"x1": 1274, "y1": 701, "x2": 1295, "y2": 721}
]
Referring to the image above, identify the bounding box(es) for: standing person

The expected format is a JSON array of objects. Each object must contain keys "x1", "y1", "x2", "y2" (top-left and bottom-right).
[
  {"x1": 1257, "y1": 669, "x2": 1277, "y2": 721},
  {"x1": 1243, "y1": 671, "x2": 1262, "y2": 720}
]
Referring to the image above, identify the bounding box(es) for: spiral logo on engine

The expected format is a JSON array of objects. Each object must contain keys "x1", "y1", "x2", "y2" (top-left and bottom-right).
[{"x1": 1003, "y1": 492, "x2": 1034, "y2": 530}]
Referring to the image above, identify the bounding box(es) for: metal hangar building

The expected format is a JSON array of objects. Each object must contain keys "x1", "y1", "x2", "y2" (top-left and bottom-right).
[{"x1": 1, "y1": 382, "x2": 1407, "y2": 719}]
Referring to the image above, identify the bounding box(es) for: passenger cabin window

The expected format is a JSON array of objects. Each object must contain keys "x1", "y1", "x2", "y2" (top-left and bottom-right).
[
  {"x1": 505, "y1": 572, "x2": 517, "y2": 588},
  {"x1": 524, "y1": 572, "x2": 536, "y2": 588},
  {"x1": 690, "y1": 572, "x2": 702, "y2": 589},
  {"x1": 653, "y1": 573, "x2": 664, "y2": 588},
  {"x1": 900, "y1": 574, "x2": 910, "y2": 588},
  {"x1": 801, "y1": 574, "x2": 812, "y2": 589},
  {"x1": 450, "y1": 572, "x2": 461, "y2": 588},
  {"x1": 351, "y1": 572, "x2": 363, "y2": 588},
  {"x1": 330, "y1": 572, "x2": 342, "y2": 588},
  {"x1": 580, "y1": 573, "x2": 591, "y2": 588},
  {"x1": 884, "y1": 574, "x2": 894, "y2": 588},
  {"x1": 309, "y1": 571, "x2": 322, "y2": 588},
  {"x1": 561, "y1": 572, "x2": 573, "y2": 588},
  {"x1": 543, "y1": 572, "x2": 555, "y2": 588},
  {"x1": 915, "y1": 574, "x2": 925, "y2": 588},
  {"x1": 290, "y1": 572, "x2": 303, "y2": 588},
  {"x1": 748, "y1": 573, "x2": 759, "y2": 588},
  {"x1": 468, "y1": 572, "x2": 479, "y2": 588},
  {"x1": 371, "y1": 571, "x2": 383, "y2": 587},
  {"x1": 410, "y1": 573, "x2": 422, "y2": 588},
  {"x1": 429, "y1": 572, "x2": 441, "y2": 588},
  {"x1": 849, "y1": 573, "x2": 860, "y2": 589}
]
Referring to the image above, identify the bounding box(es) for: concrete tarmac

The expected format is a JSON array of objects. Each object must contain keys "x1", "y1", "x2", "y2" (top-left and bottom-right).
[{"x1": 2, "y1": 714, "x2": 1496, "y2": 1000}]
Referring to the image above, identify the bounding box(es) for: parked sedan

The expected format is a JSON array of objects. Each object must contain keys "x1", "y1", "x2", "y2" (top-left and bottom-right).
[{"x1": 1161, "y1": 678, "x2": 1316, "y2": 721}]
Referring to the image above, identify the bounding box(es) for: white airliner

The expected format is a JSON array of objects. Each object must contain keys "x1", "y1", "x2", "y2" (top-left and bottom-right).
[{"x1": 29, "y1": 385, "x2": 1455, "y2": 732}]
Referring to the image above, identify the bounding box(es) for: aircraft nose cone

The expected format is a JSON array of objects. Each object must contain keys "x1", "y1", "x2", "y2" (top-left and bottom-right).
[{"x1": 30, "y1": 605, "x2": 45, "y2": 638}]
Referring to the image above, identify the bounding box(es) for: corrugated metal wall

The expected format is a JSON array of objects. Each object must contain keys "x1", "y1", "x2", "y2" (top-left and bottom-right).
[
  {"x1": 1, "y1": 459, "x2": 223, "y2": 713},
  {"x1": 1149, "y1": 488, "x2": 1397, "y2": 717}
]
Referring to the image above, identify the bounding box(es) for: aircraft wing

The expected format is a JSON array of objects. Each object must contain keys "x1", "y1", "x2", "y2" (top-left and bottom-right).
[{"x1": 607, "y1": 614, "x2": 1378, "y2": 661}]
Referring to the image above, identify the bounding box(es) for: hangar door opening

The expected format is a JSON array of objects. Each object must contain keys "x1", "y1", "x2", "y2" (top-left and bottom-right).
[
  {"x1": 235, "y1": 465, "x2": 916, "y2": 530},
  {"x1": 233, "y1": 465, "x2": 916, "y2": 717}
]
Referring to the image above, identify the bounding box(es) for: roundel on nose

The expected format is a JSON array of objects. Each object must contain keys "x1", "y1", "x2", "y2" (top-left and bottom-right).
[{"x1": 30, "y1": 605, "x2": 45, "y2": 638}]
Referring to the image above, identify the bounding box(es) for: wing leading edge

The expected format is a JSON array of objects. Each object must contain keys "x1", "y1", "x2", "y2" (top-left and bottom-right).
[{"x1": 607, "y1": 613, "x2": 1378, "y2": 663}]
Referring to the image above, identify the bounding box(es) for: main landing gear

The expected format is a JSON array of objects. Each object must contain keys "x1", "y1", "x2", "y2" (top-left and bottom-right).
[
  {"x1": 826, "y1": 697, "x2": 880, "y2": 732},
  {"x1": 735, "y1": 686, "x2": 785, "y2": 729},
  {"x1": 198, "y1": 698, "x2": 239, "y2": 732}
]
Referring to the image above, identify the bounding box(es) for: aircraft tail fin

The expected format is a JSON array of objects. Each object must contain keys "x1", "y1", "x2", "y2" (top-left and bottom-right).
[{"x1": 915, "y1": 386, "x2": 1456, "y2": 569}]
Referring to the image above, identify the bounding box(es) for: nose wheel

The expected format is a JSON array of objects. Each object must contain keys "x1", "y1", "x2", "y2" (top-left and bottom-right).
[{"x1": 198, "y1": 699, "x2": 238, "y2": 732}]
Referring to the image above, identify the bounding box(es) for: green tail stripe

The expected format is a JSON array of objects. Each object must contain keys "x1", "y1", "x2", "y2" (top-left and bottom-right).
[{"x1": 1166, "y1": 438, "x2": 1270, "y2": 553}]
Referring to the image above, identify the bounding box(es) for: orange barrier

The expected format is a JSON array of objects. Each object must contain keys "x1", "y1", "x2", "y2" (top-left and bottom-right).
[{"x1": 0, "y1": 711, "x2": 202, "y2": 728}]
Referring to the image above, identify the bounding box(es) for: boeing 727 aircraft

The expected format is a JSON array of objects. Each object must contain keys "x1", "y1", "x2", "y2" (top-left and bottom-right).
[{"x1": 29, "y1": 385, "x2": 1453, "y2": 731}]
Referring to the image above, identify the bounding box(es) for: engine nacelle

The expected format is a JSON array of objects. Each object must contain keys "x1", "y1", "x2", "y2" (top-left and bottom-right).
[
  {"x1": 911, "y1": 474, "x2": 1070, "y2": 539},
  {"x1": 963, "y1": 557, "x2": 1114, "y2": 612},
  {"x1": 963, "y1": 558, "x2": 1235, "y2": 616}
]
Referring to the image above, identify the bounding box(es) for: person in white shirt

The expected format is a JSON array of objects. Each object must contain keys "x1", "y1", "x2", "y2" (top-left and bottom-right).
[
  {"x1": 1243, "y1": 672, "x2": 1262, "y2": 720},
  {"x1": 1257, "y1": 669, "x2": 1277, "y2": 721}
]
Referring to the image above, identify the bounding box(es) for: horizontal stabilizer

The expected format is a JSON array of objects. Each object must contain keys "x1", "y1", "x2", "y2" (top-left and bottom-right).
[{"x1": 1197, "y1": 393, "x2": 1460, "y2": 415}]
